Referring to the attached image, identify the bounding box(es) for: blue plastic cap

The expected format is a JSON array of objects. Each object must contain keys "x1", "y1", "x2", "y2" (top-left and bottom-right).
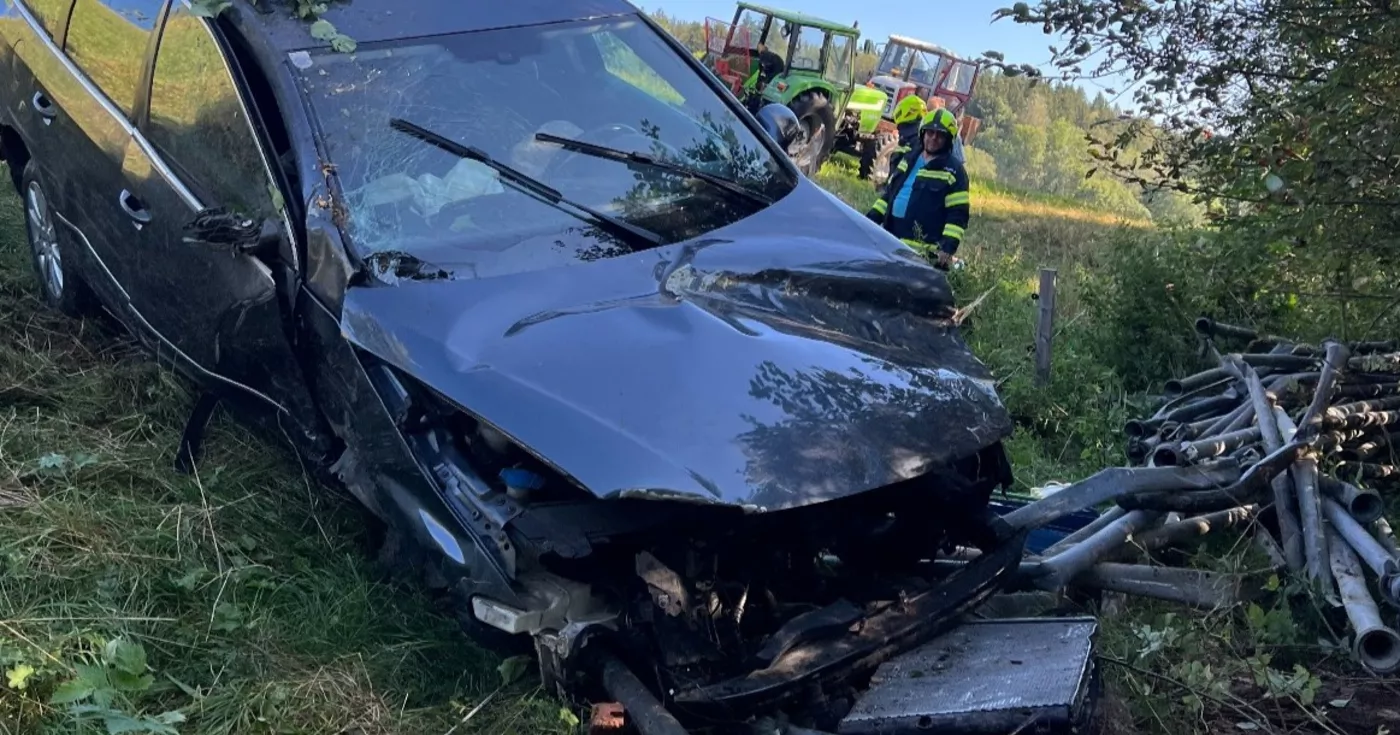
[{"x1": 499, "y1": 467, "x2": 544, "y2": 490}]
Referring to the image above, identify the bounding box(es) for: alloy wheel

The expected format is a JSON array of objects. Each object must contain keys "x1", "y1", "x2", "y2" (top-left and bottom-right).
[{"x1": 26, "y1": 180, "x2": 63, "y2": 299}]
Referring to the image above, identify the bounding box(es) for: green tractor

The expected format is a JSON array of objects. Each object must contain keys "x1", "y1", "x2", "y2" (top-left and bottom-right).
[{"x1": 700, "y1": 2, "x2": 888, "y2": 176}]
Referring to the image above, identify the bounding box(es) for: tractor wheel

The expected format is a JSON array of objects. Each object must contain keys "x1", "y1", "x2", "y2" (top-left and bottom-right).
[
  {"x1": 785, "y1": 92, "x2": 836, "y2": 176},
  {"x1": 867, "y1": 130, "x2": 901, "y2": 188}
]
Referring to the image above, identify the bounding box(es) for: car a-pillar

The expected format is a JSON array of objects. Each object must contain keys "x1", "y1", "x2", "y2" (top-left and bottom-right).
[{"x1": 785, "y1": 90, "x2": 836, "y2": 175}]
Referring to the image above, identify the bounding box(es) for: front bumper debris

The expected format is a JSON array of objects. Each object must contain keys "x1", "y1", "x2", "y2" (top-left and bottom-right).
[
  {"x1": 838, "y1": 616, "x2": 1100, "y2": 735},
  {"x1": 673, "y1": 528, "x2": 1029, "y2": 713}
]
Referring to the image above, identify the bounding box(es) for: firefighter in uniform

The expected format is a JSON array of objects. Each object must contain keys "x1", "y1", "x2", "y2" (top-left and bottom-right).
[
  {"x1": 886, "y1": 95, "x2": 927, "y2": 175},
  {"x1": 866, "y1": 108, "x2": 970, "y2": 270}
]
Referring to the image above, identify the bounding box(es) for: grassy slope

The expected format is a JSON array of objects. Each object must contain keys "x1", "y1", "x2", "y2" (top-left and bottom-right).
[
  {"x1": 0, "y1": 190, "x2": 564, "y2": 733},
  {"x1": 817, "y1": 153, "x2": 1153, "y2": 233}
]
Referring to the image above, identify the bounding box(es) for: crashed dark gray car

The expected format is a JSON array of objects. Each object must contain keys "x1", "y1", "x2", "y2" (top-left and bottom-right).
[{"x1": 0, "y1": 0, "x2": 1023, "y2": 728}]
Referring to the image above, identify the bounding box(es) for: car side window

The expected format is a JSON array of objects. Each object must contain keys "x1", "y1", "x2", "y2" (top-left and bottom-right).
[
  {"x1": 63, "y1": 0, "x2": 164, "y2": 115},
  {"x1": 146, "y1": 5, "x2": 275, "y2": 219},
  {"x1": 22, "y1": 0, "x2": 76, "y2": 39}
]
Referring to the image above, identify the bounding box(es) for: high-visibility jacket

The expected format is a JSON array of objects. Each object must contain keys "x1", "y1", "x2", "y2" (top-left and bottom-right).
[
  {"x1": 886, "y1": 120, "x2": 921, "y2": 177},
  {"x1": 865, "y1": 147, "x2": 970, "y2": 256}
]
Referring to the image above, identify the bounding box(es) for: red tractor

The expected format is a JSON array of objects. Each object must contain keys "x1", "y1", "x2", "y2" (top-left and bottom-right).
[{"x1": 864, "y1": 34, "x2": 983, "y2": 183}]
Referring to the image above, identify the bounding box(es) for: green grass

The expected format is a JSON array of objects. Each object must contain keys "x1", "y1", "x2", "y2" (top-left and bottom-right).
[
  {"x1": 820, "y1": 152, "x2": 1152, "y2": 230},
  {"x1": 0, "y1": 184, "x2": 562, "y2": 733},
  {"x1": 1, "y1": 149, "x2": 1395, "y2": 734}
]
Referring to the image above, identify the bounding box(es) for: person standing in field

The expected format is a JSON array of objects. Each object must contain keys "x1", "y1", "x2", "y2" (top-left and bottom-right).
[
  {"x1": 885, "y1": 95, "x2": 927, "y2": 177},
  {"x1": 865, "y1": 108, "x2": 970, "y2": 270}
]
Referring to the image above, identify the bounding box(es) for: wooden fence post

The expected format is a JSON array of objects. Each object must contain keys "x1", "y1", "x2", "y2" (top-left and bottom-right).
[{"x1": 1035, "y1": 268, "x2": 1057, "y2": 385}]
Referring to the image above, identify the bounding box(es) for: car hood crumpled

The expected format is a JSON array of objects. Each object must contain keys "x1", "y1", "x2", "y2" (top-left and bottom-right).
[{"x1": 339, "y1": 180, "x2": 1013, "y2": 512}]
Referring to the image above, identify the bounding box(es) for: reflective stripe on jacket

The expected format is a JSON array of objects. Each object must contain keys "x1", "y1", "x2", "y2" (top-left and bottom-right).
[{"x1": 887, "y1": 121, "x2": 921, "y2": 173}]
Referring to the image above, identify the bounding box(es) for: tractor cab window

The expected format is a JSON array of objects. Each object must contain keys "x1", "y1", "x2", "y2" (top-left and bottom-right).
[
  {"x1": 876, "y1": 43, "x2": 910, "y2": 77},
  {"x1": 825, "y1": 34, "x2": 852, "y2": 85},
  {"x1": 943, "y1": 59, "x2": 978, "y2": 95},
  {"x1": 788, "y1": 25, "x2": 825, "y2": 72},
  {"x1": 908, "y1": 50, "x2": 938, "y2": 86},
  {"x1": 732, "y1": 9, "x2": 767, "y2": 52},
  {"x1": 296, "y1": 16, "x2": 793, "y2": 274},
  {"x1": 912, "y1": 48, "x2": 964, "y2": 91}
]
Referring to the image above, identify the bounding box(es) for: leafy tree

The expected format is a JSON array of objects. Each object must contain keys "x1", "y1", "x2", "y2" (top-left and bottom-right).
[
  {"x1": 1041, "y1": 118, "x2": 1088, "y2": 194},
  {"x1": 992, "y1": 0, "x2": 1400, "y2": 272},
  {"x1": 981, "y1": 123, "x2": 1047, "y2": 190},
  {"x1": 963, "y1": 146, "x2": 999, "y2": 182},
  {"x1": 1141, "y1": 188, "x2": 1205, "y2": 229}
]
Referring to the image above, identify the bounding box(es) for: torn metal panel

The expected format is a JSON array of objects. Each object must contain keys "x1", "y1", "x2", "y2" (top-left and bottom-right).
[
  {"x1": 751, "y1": 598, "x2": 863, "y2": 668},
  {"x1": 636, "y1": 551, "x2": 690, "y2": 617},
  {"x1": 303, "y1": 215, "x2": 357, "y2": 314},
  {"x1": 341, "y1": 223, "x2": 1010, "y2": 512}
]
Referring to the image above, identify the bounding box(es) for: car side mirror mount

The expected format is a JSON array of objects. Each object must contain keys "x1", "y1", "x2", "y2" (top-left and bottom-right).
[
  {"x1": 182, "y1": 206, "x2": 280, "y2": 257},
  {"x1": 755, "y1": 102, "x2": 802, "y2": 150}
]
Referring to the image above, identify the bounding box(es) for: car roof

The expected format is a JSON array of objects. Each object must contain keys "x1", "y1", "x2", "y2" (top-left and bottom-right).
[
  {"x1": 734, "y1": 2, "x2": 859, "y2": 36},
  {"x1": 227, "y1": 0, "x2": 642, "y2": 53}
]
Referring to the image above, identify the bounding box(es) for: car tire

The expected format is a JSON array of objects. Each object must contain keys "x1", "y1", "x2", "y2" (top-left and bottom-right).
[
  {"x1": 21, "y1": 161, "x2": 95, "y2": 318},
  {"x1": 786, "y1": 92, "x2": 836, "y2": 176}
]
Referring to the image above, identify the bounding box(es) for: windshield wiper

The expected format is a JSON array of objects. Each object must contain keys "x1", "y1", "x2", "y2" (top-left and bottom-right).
[
  {"x1": 534, "y1": 132, "x2": 774, "y2": 206},
  {"x1": 387, "y1": 118, "x2": 664, "y2": 251}
]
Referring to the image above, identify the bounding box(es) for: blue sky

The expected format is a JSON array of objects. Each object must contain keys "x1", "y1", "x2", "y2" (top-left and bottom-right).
[{"x1": 635, "y1": 0, "x2": 1130, "y2": 100}]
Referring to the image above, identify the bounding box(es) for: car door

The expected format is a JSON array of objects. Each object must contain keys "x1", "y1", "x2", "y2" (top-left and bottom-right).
[
  {"x1": 1, "y1": 0, "x2": 77, "y2": 184},
  {"x1": 42, "y1": 0, "x2": 166, "y2": 302},
  {"x1": 1, "y1": 0, "x2": 154, "y2": 310},
  {"x1": 119, "y1": 1, "x2": 324, "y2": 441}
]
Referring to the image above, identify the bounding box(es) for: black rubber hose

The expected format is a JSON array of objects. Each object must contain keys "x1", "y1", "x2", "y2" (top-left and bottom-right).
[{"x1": 600, "y1": 654, "x2": 690, "y2": 735}]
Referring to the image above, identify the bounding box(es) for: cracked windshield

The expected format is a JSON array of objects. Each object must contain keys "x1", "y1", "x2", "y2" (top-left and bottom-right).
[{"x1": 296, "y1": 17, "x2": 793, "y2": 278}]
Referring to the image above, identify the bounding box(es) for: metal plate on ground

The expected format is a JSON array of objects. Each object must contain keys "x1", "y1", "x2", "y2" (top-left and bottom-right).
[{"x1": 838, "y1": 616, "x2": 1099, "y2": 735}]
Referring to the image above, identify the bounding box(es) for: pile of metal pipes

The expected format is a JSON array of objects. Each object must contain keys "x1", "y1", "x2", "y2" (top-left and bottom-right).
[{"x1": 992, "y1": 317, "x2": 1400, "y2": 675}]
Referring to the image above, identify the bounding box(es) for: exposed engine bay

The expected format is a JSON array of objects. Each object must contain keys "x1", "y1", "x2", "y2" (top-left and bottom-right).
[{"x1": 354, "y1": 357, "x2": 1024, "y2": 731}]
